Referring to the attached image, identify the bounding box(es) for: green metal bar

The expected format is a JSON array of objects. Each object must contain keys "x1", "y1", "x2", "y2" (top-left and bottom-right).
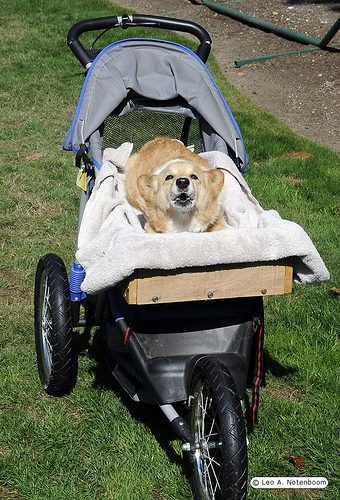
[
  {"x1": 319, "y1": 16, "x2": 340, "y2": 48},
  {"x1": 235, "y1": 47, "x2": 320, "y2": 68},
  {"x1": 202, "y1": 0, "x2": 340, "y2": 48}
]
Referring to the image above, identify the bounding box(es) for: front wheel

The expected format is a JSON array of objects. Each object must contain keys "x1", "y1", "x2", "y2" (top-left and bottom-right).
[
  {"x1": 34, "y1": 253, "x2": 74, "y2": 395},
  {"x1": 186, "y1": 357, "x2": 247, "y2": 500}
]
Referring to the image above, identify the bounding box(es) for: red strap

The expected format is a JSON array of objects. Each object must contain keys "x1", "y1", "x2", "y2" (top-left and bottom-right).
[
  {"x1": 252, "y1": 320, "x2": 264, "y2": 425},
  {"x1": 123, "y1": 326, "x2": 131, "y2": 345}
]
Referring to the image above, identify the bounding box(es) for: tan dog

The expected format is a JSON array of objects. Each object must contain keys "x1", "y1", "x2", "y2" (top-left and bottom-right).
[{"x1": 125, "y1": 137, "x2": 226, "y2": 233}]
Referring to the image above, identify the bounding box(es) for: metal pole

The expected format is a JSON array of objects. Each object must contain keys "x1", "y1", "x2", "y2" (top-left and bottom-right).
[
  {"x1": 202, "y1": 0, "x2": 340, "y2": 48},
  {"x1": 235, "y1": 47, "x2": 320, "y2": 68},
  {"x1": 319, "y1": 16, "x2": 340, "y2": 48}
]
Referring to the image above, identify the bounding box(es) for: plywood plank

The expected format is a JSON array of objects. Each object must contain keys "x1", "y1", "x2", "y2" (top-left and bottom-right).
[{"x1": 118, "y1": 260, "x2": 293, "y2": 305}]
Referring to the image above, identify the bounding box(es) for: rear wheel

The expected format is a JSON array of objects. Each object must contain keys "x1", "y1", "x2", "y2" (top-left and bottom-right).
[
  {"x1": 186, "y1": 357, "x2": 247, "y2": 500},
  {"x1": 34, "y1": 253, "x2": 74, "y2": 395}
]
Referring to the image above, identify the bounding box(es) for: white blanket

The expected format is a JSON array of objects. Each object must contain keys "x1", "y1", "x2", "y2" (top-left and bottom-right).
[{"x1": 76, "y1": 143, "x2": 330, "y2": 295}]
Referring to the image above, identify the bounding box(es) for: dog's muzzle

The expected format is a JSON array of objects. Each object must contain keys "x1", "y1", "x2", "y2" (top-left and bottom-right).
[{"x1": 172, "y1": 177, "x2": 194, "y2": 210}]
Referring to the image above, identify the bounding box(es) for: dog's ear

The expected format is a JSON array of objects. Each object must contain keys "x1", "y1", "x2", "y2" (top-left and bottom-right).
[
  {"x1": 137, "y1": 174, "x2": 153, "y2": 197},
  {"x1": 206, "y1": 169, "x2": 225, "y2": 192}
]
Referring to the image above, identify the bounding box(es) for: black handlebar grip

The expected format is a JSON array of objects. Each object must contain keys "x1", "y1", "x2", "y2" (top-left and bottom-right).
[
  {"x1": 67, "y1": 16, "x2": 120, "y2": 67},
  {"x1": 67, "y1": 14, "x2": 212, "y2": 67}
]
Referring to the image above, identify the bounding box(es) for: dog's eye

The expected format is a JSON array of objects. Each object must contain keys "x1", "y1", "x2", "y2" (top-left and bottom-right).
[
  {"x1": 190, "y1": 174, "x2": 198, "y2": 180},
  {"x1": 165, "y1": 175, "x2": 173, "y2": 181}
]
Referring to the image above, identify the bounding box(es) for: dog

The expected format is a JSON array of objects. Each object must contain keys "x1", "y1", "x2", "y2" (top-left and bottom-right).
[{"x1": 125, "y1": 137, "x2": 226, "y2": 233}]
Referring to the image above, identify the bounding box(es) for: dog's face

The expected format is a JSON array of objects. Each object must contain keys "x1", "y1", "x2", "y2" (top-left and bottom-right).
[
  {"x1": 125, "y1": 137, "x2": 227, "y2": 233},
  {"x1": 137, "y1": 161, "x2": 223, "y2": 213}
]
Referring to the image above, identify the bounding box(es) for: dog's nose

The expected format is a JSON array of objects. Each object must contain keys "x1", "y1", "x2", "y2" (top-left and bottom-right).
[{"x1": 176, "y1": 177, "x2": 190, "y2": 190}]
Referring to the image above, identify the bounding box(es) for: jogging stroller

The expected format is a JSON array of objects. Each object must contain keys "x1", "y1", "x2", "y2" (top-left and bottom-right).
[{"x1": 34, "y1": 14, "x2": 329, "y2": 500}]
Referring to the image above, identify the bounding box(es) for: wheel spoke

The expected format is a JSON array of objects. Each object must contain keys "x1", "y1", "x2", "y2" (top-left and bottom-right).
[
  {"x1": 205, "y1": 451, "x2": 222, "y2": 495},
  {"x1": 41, "y1": 278, "x2": 53, "y2": 373},
  {"x1": 193, "y1": 382, "x2": 224, "y2": 499},
  {"x1": 202, "y1": 439, "x2": 223, "y2": 496}
]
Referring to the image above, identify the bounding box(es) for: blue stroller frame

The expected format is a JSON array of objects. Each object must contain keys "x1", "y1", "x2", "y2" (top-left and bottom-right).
[{"x1": 34, "y1": 15, "x2": 283, "y2": 500}]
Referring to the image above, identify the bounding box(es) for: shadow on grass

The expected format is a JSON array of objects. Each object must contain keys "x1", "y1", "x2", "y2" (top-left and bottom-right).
[
  {"x1": 263, "y1": 349, "x2": 298, "y2": 381},
  {"x1": 86, "y1": 329, "x2": 185, "y2": 471},
  {"x1": 244, "y1": 348, "x2": 298, "y2": 433}
]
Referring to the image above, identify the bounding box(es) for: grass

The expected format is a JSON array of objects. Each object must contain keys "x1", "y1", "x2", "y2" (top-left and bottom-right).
[{"x1": 0, "y1": 0, "x2": 339, "y2": 498}]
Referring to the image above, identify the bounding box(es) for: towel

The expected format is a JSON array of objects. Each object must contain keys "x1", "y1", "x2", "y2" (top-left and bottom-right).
[{"x1": 76, "y1": 143, "x2": 330, "y2": 295}]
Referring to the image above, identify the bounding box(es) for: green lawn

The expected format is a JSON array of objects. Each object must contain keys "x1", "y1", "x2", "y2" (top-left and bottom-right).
[{"x1": 0, "y1": 0, "x2": 339, "y2": 499}]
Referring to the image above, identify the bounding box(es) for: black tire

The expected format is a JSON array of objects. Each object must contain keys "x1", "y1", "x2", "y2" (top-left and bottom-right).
[
  {"x1": 186, "y1": 357, "x2": 247, "y2": 500},
  {"x1": 34, "y1": 253, "x2": 74, "y2": 395}
]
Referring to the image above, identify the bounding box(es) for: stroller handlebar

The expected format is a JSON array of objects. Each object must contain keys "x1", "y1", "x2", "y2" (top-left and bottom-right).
[{"x1": 67, "y1": 14, "x2": 212, "y2": 68}]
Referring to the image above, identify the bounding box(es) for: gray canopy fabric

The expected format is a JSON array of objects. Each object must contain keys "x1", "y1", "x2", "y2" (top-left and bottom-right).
[{"x1": 63, "y1": 38, "x2": 248, "y2": 171}]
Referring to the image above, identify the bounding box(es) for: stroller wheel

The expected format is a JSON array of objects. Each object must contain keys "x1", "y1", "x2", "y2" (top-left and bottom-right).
[
  {"x1": 34, "y1": 253, "x2": 74, "y2": 395},
  {"x1": 186, "y1": 357, "x2": 247, "y2": 500}
]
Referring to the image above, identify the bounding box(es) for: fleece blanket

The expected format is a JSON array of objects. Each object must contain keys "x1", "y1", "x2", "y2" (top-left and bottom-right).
[{"x1": 76, "y1": 143, "x2": 329, "y2": 295}]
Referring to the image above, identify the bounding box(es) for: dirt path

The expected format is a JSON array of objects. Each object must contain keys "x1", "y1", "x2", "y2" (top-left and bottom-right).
[{"x1": 114, "y1": 0, "x2": 340, "y2": 153}]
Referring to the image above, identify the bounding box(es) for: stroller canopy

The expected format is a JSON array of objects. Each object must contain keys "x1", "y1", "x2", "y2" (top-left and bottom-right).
[{"x1": 63, "y1": 38, "x2": 248, "y2": 172}]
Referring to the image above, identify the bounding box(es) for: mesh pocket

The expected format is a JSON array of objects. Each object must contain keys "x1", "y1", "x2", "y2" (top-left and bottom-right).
[{"x1": 102, "y1": 111, "x2": 202, "y2": 153}]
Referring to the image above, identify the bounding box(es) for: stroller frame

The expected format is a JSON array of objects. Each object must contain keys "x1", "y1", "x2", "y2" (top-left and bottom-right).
[{"x1": 34, "y1": 14, "x2": 293, "y2": 500}]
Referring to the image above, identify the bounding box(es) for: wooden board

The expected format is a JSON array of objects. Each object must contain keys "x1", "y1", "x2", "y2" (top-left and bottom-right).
[{"x1": 117, "y1": 260, "x2": 293, "y2": 305}]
